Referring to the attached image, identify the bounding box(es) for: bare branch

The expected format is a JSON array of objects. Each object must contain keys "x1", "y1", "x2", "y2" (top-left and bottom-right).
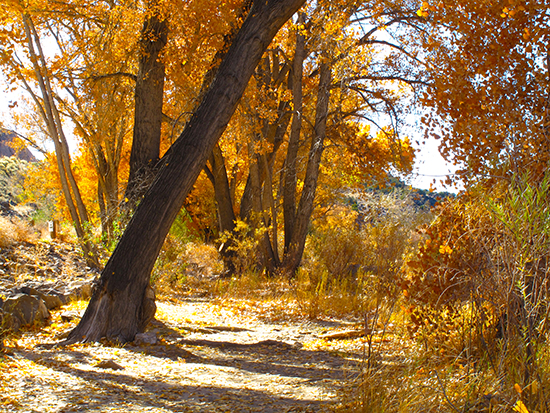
[{"x1": 88, "y1": 72, "x2": 137, "y2": 82}]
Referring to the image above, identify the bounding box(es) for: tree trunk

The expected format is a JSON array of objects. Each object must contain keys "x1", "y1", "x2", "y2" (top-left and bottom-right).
[
  {"x1": 283, "y1": 13, "x2": 305, "y2": 251},
  {"x1": 125, "y1": 13, "x2": 168, "y2": 207},
  {"x1": 282, "y1": 62, "x2": 331, "y2": 274},
  {"x1": 208, "y1": 144, "x2": 237, "y2": 234},
  {"x1": 95, "y1": 143, "x2": 119, "y2": 241},
  {"x1": 206, "y1": 144, "x2": 238, "y2": 275},
  {"x1": 240, "y1": 100, "x2": 292, "y2": 221},
  {"x1": 22, "y1": 14, "x2": 99, "y2": 268},
  {"x1": 66, "y1": 0, "x2": 306, "y2": 344}
]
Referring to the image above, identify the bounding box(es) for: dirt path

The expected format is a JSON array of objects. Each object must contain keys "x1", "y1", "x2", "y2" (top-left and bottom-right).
[{"x1": 1, "y1": 298, "x2": 363, "y2": 412}]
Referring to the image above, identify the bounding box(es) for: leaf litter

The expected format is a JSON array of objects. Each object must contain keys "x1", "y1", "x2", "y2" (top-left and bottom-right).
[{"x1": 0, "y1": 296, "x2": 373, "y2": 412}]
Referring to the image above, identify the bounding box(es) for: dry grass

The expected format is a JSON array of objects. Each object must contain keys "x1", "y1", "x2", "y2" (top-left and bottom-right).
[{"x1": 0, "y1": 215, "x2": 37, "y2": 247}]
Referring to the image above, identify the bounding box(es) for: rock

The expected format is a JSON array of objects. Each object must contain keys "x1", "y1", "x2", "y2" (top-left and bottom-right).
[
  {"x1": 2, "y1": 294, "x2": 50, "y2": 330},
  {"x1": 55, "y1": 328, "x2": 71, "y2": 340},
  {"x1": 79, "y1": 283, "x2": 92, "y2": 299},
  {"x1": 134, "y1": 331, "x2": 158, "y2": 346},
  {"x1": 66, "y1": 281, "x2": 93, "y2": 300},
  {"x1": 19, "y1": 286, "x2": 64, "y2": 310},
  {"x1": 45, "y1": 289, "x2": 68, "y2": 306},
  {"x1": 94, "y1": 359, "x2": 124, "y2": 370},
  {"x1": 60, "y1": 310, "x2": 81, "y2": 323}
]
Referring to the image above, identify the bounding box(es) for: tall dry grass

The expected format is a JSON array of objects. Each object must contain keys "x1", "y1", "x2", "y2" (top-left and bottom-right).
[
  {"x1": 371, "y1": 173, "x2": 550, "y2": 412},
  {"x1": 0, "y1": 216, "x2": 37, "y2": 248}
]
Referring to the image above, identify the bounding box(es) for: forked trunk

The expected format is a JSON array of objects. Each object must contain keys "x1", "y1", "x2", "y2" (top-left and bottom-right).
[{"x1": 282, "y1": 62, "x2": 331, "y2": 274}]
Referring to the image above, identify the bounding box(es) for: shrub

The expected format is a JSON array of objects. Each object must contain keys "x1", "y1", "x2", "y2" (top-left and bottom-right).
[
  {"x1": 297, "y1": 189, "x2": 432, "y2": 318},
  {"x1": 402, "y1": 173, "x2": 550, "y2": 410},
  {"x1": 0, "y1": 216, "x2": 36, "y2": 248},
  {"x1": 0, "y1": 157, "x2": 28, "y2": 205}
]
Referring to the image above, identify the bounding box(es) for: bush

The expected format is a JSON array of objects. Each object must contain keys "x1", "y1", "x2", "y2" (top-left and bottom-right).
[
  {"x1": 297, "y1": 189, "x2": 432, "y2": 318},
  {"x1": 0, "y1": 216, "x2": 36, "y2": 248},
  {"x1": 0, "y1": 157, "x2": 28, "y2": 205},
  {"x1": 402, "y1": 173, "x2": 550, "y2": 410}
]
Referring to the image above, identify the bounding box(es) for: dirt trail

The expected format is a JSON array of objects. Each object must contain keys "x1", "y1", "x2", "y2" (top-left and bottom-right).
[{"x1": 1, "y1": 298, "x2": 362, "y2": 412}]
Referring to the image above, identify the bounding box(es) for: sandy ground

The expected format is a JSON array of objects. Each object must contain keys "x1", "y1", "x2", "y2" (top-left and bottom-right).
[{"x1": 1, "y1": 298, "x2": 364, "y2": 412}]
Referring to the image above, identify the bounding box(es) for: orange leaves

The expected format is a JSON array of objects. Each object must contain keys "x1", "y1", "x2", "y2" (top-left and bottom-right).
[
  {"x1": 416, "y1": 2, "x2": 431, "y2": 18},
  {"x1": 438, "y1": 244, "x2": 452, "y2": 255},
  {"x1": 421, "y1": 0, "x2": 550, "y2": 183}
]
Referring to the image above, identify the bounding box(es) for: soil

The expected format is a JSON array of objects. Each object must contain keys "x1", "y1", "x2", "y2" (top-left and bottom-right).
[{"x1": 1, "y1": 296, "x2": 365, "y2": 412}]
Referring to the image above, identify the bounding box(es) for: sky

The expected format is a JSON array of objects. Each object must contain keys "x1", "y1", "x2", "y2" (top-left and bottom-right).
[{"x1": 410, "y1": 137, "x2": 459, "y2": 193}]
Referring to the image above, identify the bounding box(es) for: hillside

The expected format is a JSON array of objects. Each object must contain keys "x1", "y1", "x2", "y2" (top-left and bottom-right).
[{"x1": 0, "y1": 129, "x2": 36, "y2": 162}]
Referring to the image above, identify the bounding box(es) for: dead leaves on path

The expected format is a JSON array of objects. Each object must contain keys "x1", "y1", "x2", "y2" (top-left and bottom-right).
[{"x1": 0, "y1": 298, "x2": 375, "y2": 412}]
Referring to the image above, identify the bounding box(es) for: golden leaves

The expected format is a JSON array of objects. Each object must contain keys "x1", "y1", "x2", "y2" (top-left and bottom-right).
[
  {"x1": 421, "y1": 0, "x2": 550, "y2": 181},
  {"x1": 438, "y1": 244, "x2": 452, "y2": 255},
  {"x1": 416, "y1": 2, "x2": 430, "y2": 18},
  {"x1": 513, "y1": 400, "x2": 529, "y2": 413}
]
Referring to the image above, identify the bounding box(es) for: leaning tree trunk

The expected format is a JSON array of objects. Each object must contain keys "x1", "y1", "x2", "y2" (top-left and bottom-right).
[
  {"x1": 125, "y1": 13, "x2": 168, "y2": 207},
  {"x1": 66, "y1": 0, "x2": 306, "y2": 344}
]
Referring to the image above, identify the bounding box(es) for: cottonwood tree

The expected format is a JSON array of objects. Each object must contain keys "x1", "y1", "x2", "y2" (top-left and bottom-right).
[
  {"x1": 418, "y1": 0, "x2": 550, "y2": 182},
  {"x1": 197, "y1": 0, "x2": 423, "y2": 275},
  {"x1": 55, "y1": 5, "x2": 138, "y2": 242},
  {"x1": 66, "y1": 0, "x2": 306, "y2": 343},
  {"x1": 0, "y1": 1, "x2": 145, "y2": 247},
  {"x1": 0, "y1": 8, "x2": 102, "y2": 266}
]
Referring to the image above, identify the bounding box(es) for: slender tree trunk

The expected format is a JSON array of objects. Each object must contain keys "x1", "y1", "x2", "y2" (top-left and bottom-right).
[
  {"x1": 283, "y1": 13, "x2": 305, "y2": 251},
  {"x1": 66, "y1": 0, "x2": 306, "y2": 344},
  {"x1": 239, "y1": 100, "x2": 292, "y2": 221},
  {"x1": 125, "y1": 13, "x2": 168, "y2": 207},
  {"x1": 206, "y1": 144, "x2": 238, "y2": 275},
  {"x1": 22, "y1": 14, "x2": 99, "y2": 268},
  {"x1": 245, "y1": 136, "x2": 279, "y2": 273},
  {"x1": 95, "y1": 144, "x2": 119, "y2": 241},
  {"x1": 282, "y1": 62, "x2": 331, "y2": 274},
  {"x1": 208, "y1": 144, "x2": 237, "y2": 233},
  {"x1": 260, "y1": 151, "x2": 280, "y2": 271}
]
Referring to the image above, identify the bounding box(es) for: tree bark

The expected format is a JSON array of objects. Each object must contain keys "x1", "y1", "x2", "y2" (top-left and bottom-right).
[
  {"x1": 125, "y1": 13, "x2": 168, "y2": 207},
  {"x1": 282, "y1": 61, "x2": 331, "y2": 274},
  {"x1": 206, "y1": 144, "x2": 238, "y2": 275},
  {"x1": 66, "y1": 0, "x2": 306, "y2": 344},
  {"x1": 208, "y1": 144, "x2": 236, "y2": 234},
  {"x1": 283, "y1": 13, "x2": 305, "y2": 251}
]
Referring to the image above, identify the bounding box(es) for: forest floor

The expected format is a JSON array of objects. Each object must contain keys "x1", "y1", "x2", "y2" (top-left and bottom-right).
[
  {"x1": 0, "y1": 239, "x2": 426, "y2": 412},
  {"x1": 0, "y1": 293, "x2": 381, "y2": 412}
]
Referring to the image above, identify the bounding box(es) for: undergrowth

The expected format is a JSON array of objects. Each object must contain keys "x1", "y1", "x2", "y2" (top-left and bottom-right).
[
  {"x1": 4, "y1": 175, "x2": 546, "y2": 412},
  {"x1": 0, "y1": 215, "x2": 37, "y2": 247},
  {"x1": 149, "y1": 178, "x2": 550, "y2": 411}
]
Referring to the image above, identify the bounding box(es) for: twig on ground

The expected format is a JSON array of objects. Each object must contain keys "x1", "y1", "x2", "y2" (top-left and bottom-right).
[{"x1": 434, "y1": 370, "x2": 461, "y2": 413}]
